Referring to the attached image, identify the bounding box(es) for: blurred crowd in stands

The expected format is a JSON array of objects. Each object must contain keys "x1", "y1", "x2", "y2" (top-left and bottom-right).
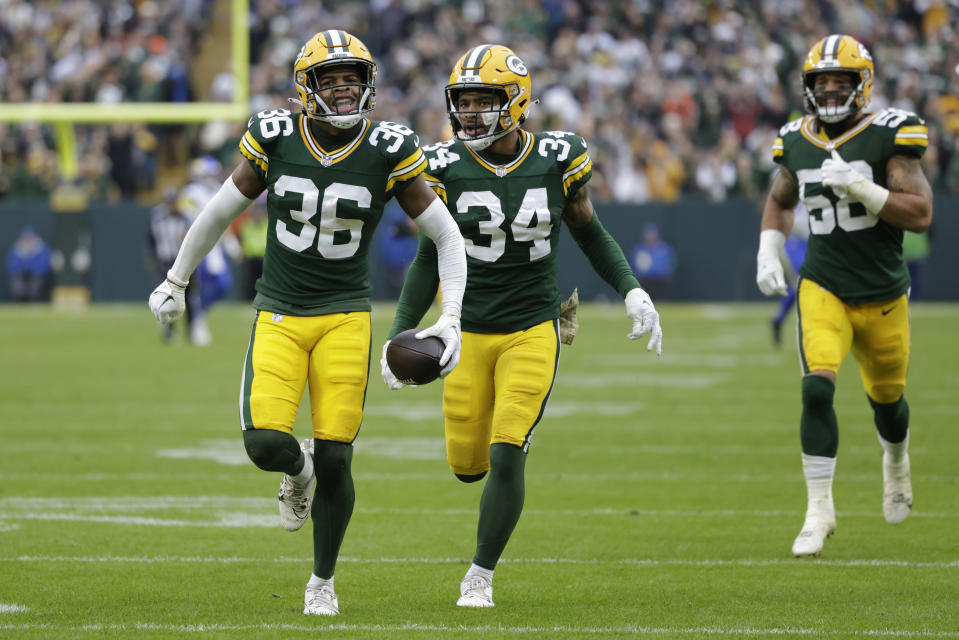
[{"x1": 2, "y1": 0, "x2": 959, "y2": 204}]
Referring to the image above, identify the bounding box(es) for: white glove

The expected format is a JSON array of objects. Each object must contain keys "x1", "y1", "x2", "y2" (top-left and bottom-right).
[
  {"x1": 756, "y1": 229, "x2": 787, "y2": 296},
  {"x1": 625, "y1": 288, "x2": 663, "y2": 355},
  {"x1": 820, "y1": 149, "x2": 889, "y2": 213},
  {"x1": 380, "y1": 341, "x2": 407, "y2": 390},
  {"x1": 148, "y1": 277, "x2": 187, "y2": 323},
  {"x1": 559, "y1": 288, "x2": 579, "y2": 345},
  {"x1": 415, "y1": 313, "x2": 461, "y2": 377}
]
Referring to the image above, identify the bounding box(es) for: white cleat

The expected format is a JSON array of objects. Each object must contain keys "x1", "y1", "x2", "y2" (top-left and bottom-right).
[
  {"x1": 792, "y1": 499, "x2": 837, "y2": 557},
  {"x1": 882, "y1": 453, "x2": 913, "y2": 525},
  {"x1": 304, "y1": 584, "x2": 339, "y2": 616},
  {"x1": 457, "y1": 574, "x2": 494, "y2": 608},
  {"x1": 278, "y1": 438, "x2": 315, "y2": 532}
]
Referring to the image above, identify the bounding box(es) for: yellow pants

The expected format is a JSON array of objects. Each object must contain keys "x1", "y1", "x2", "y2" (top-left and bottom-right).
[
  {"x1": 798, "y1": 279, "x2": 909, "y2": 403},
  {"x1": 240, "y1": 310, "x2": 371, "y2": 442},
  {"x1": 442, "y1": 319, "x2": 560, "y2": 476}
]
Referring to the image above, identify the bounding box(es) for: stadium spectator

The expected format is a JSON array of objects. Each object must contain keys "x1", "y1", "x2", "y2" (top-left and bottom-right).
[
  {"x1": 1, "y1": 1, "x2": 958, "y2": 202},
  {"x1": 902, "y1": 228, "x2": 933, "y2": 301},
  {"x1": 5, "y1": 226, "x2": 53, "y2": 303},
  {"x1": 629, "y1": 223, "x2": 677, "y2": 301},
  {"x1": 375, "y1": 201, "x2": 419, "y2": 300},
  {"x1": 233, "y1": 195, "x2": 268, "y2": 302}
]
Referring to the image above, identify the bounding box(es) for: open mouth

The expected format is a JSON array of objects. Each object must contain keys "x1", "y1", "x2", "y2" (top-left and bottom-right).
[
  {"x1": 462, "y1": 122, "x2": 489, "y2": 138},
  {"x1": 332, "y1": 95, "x2": 357, "y2": 114}
]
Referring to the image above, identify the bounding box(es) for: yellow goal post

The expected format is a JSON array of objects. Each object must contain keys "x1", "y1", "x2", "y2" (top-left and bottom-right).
[{"x1": 0, "y1": 0, "x2": 251, "y2": 180}]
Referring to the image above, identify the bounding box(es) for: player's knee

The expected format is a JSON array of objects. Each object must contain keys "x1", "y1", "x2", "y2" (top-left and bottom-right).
[
  {"x1": 867, "y1": 383, "x2": 904, "y2": 405},
  {"x1": 489, "y1": 443, "x2": 527, "y2": 483},
  {"x1": 868, "y1": 394, "x2": 909, "y2": 443},
  {"x1": 455, "y1": 471, "x2": 487, "y2": 483},
  {"x1": 802, "y1": 373, "x2": 835, "y2": 410},
  {"x1": 242, "y1": 429, "x2": 300, "y2": 472},
  {"x1": 313, "y1": 439, "x2": 353, "y2": 484}
]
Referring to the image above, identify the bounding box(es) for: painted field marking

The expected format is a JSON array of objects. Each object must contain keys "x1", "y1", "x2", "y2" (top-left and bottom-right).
[
  {"x1": 0, "y1": 605, "x2": 27, "y2": 613},
  {"x1": 1, "y1": 622, "x2": 958, "y2": 637},
  {"x1": 3, "y1": 555, "x2": 957, "y2": 569}
]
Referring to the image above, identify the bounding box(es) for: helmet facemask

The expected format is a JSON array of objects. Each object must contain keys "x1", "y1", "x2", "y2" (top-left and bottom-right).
[
  {"x1": 447, "y1": 85, "x2": 522, "y2": 151},
  {"x1": 803, "y1": 70, "x2": 868, "y2": 124},
  {"x1": 295, "y1": 61, "x2": 376, "y2": 129}
]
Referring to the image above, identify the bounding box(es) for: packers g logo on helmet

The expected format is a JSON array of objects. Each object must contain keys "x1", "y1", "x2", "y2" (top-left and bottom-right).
[
  {"x1": 802, "y1": 34, "x2": 874, "y2": 124},
  {"x1": 293, "y1": 30, "x2": 377, "y2": 129},
  {"x1": 446, "y1": 45, "x2": 532, "y2": 150}
]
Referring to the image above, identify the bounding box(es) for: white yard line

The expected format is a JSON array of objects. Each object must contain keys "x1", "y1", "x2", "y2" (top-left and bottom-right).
[
  {"x1": 1, "y1": 622, "x2": 958, "y2": 637},
  {"x1": 2, "y1": 555, "x2": 957, "y2": 569}
]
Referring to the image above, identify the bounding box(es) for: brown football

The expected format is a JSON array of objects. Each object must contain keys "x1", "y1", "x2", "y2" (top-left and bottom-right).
[{"x1": 386, "y1": 329, "x2": 445, "y2": 385}]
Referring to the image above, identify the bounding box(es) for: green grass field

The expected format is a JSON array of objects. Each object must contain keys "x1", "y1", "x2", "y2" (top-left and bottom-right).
[{"x1": 1, "y1": 301, "x2": 957, "y2": 639}]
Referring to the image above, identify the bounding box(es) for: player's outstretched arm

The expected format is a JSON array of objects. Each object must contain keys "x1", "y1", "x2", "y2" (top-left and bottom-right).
[
  {"x1": 756, "y1": 168, "x2": 798, "y2": 297},
  {"x1": 396, "y1": 176, "x2": 466, "y2": 376},
  {"x1": 148, "y1": 163, "x2": 263, "y2": 323},
  {"x1": 563, "y1": 187, "x2": 663, "y2": 355}
]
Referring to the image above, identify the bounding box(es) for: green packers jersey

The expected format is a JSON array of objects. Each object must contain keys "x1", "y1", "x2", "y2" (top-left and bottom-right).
[
  {"x1": 422, "y1": 130, "x2": 592, "y2": 333},
  {"x1": 239, "y1": 109, "x2": 426, "y2": 315},
  {"x1": 772, "y1": 108, "x2": 928, "y2": 304}
]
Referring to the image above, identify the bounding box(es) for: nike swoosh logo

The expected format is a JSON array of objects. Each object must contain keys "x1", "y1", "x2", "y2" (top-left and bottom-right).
[{"x1": 881, "y1": 306, "x2": 896, "y2": 315}]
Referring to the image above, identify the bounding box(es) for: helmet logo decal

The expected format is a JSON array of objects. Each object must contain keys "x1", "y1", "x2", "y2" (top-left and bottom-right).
[{"x1": 505, "y1": 55, "x2": 528, "y2": 77}]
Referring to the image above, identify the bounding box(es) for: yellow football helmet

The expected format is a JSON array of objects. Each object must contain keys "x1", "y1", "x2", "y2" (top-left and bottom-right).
[
  {"x1": 446, "y1": 45, "x2": 532, "y2": 150},
  {"x1": 293, "y1": 30, "x2": 376, "y2": 128},
  {"x1": 802, "y1": 34, "x2": 874, "y2": 124}
]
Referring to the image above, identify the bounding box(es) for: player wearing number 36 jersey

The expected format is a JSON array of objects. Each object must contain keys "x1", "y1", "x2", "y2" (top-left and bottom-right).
[
  {"x1": 147, "y1": 30, "x2": 466, "y2": 617},
  {"x1": 381, "y1": 45, "x2": 664, "y2": 608},
  {"x1": 755, "y1": 34, "x2": 933, "y2": 558}
]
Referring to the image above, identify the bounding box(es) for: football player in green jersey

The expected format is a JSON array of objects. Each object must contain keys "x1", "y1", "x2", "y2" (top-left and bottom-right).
[
  {"x1": 755, "y1": 34, "x2": 933, "y2": 557},
  {"x1": 380, "y1": 45, "x2": 664, "y2": 607},
  {"x1": 148, "y1": 30, "x2": 466, "y2": 615}
]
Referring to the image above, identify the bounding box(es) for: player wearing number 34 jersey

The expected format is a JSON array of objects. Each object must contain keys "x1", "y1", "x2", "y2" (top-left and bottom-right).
[
  {"x1": 148, "y1": 30, "x2": 466, "y2": 617},
  {"x1": 755, "y1": 34, "x2": 933, "y2": 558},
  {"x1": 382, "y1": 44, "x2": 663, "y2": 608}
]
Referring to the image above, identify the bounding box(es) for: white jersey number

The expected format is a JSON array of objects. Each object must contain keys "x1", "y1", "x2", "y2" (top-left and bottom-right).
[
  {"x1": 273, "y1": 176, "x2": 369, "y2": 258},
  {"x1": 455, "y1": 188, "x2": 552, "y2": 262},
  {"x1": 797, "y1": 163, "x2": 879, "y2": 234}
]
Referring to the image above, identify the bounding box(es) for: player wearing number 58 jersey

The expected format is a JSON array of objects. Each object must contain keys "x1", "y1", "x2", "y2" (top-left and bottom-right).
[
  {"x1": 380, "y1": 45, "x2": 663, "y2": 608},
  {"x1": 755, "y1": 34, "x2": 933, "y2": 557},
  {"x1": 147, "y1": 30, "x2": 466, "y2": 616}
]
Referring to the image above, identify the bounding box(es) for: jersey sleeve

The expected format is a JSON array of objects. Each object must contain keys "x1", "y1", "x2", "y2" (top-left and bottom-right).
[
  {"x1": 238, "y1": 110, "x2": 289, "y2": 182},
  {"x1": 772, "y1": 116, "x2": 806, "y2": 167},
  {"x1": 558, "y1": 133, "x2": 592, "y2": 197},
  {"x1": 892, "y1": 112, "x2": 928, "y2": 158},
  {"x1": 370, "y1": 121, "x2": 427, "y2": 199}
]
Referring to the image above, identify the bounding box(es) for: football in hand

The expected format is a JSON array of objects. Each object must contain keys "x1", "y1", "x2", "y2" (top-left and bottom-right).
[{"x1": 386, "y1": 329, "x2": 445, "y2": 385}]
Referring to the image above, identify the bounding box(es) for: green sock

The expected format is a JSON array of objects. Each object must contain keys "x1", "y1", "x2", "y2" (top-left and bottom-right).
[
  {"x1": 869, "y1": 395, "x2": 909, "y2": 444},
  {"x1": 311, "y1": 440, "x2": 354, "y2": 579},
  {"x1": 800, "y1": 375, "x2": 839, "y2": 457},
  {"x1": 473, "y1": 443, "x2": 527, "y2": 570}
]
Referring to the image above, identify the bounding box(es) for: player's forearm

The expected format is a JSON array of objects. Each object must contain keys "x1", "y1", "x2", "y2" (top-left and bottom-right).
[
  {"x1": 168, "y1": 178, "x2": 253, "y2": 285},
  {"x1": 568, "y1": 213, "x2": 641, "y2": 297},
  {"x1": 389, "y1": 240, "x2": 439, "y2": 339},
  {"x1": 877, "y1": 192, "x2": 933, "y2": 233},
  {"x1": 411, "y1": 197, "x2": 465, "y2": 318},
  {"x1": 760, "y1": 193, "x2": 794, "y2": 235}
]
